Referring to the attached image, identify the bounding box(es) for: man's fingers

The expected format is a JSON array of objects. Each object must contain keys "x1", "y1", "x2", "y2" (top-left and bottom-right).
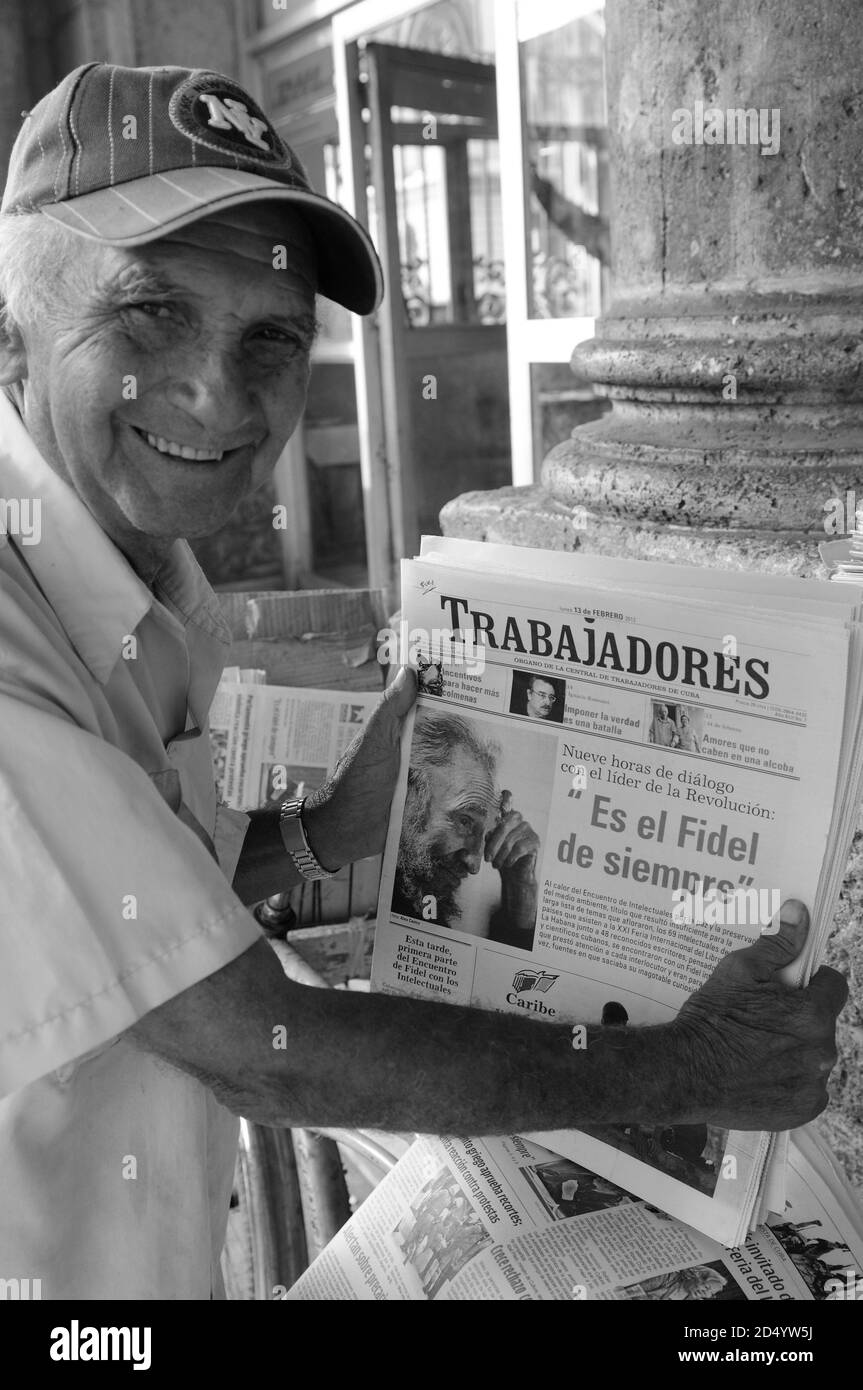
[
  {"x1": 493, "y1": 826, "x2": 539, "y2": 870},
  {"x1": 484, "y1": 811, "x2": 523, "y2": 862},
  {"x1": 806, "y1": 964, "x2": 849, "y2": 1017},
  {"x1": 356, "y1": 667, "x2": 416, "y2": 755},
  {"x1": 384, "y1": 665, "x2": 418, "y2": 715},
  {"x1": 738, "y1": 899, "x2": 810, "y2": 980}
]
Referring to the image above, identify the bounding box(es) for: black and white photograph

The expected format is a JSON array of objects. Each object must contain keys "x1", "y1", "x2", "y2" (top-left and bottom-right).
[
  {"x1": 578, "y1": 1121, "x2": 729, "y2": 1198},
  {"x1": 392, "y1": 1168, "x2": 491, "y2": 1299},
  {"x1": 390, "y1": 706, "x2": 554, "y2": 950},
  {"x1": 521, "y1": 1157, "x2": 636, "y2": 1220},
  {"x1": 645, "y1": 699, "x2": 705, "y2": 753},
  {"x1": 257, "y1": 763, "x2": 322, "y2": 810},
  {"x1": 617, "y1": 1260, "x2": 745, "y2": 1302},
  {"x1": 0, "y1": 0, "x2": 859, "y2": 1325},
  {"x1": 509, "y1": 669, "x2": 567, "y2": 723},
  {"x1": 767, "y1": 1218, "x2": 857, "y2": 1300},
  {"x1": 416, "y1": 653, "x2": 445, "y2": 697}
]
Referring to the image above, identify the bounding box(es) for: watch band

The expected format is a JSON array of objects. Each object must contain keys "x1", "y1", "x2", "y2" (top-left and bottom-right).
[{"x1": 278, "y1": 797, "x2": 337, "y2": 881}]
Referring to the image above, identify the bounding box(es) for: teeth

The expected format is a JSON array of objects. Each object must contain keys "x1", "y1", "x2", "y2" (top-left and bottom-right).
[{"x1": 142, "y1": 429, "x2": 224, "y2": 462}]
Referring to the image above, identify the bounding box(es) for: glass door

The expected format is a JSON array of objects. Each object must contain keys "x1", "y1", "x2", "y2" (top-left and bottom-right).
[
  {"x1": 334, "y1": 0, "x2": 507, "y2": 592},
  {"x1": 496, "y1": 0, "x2": 610, "y2": 483}
]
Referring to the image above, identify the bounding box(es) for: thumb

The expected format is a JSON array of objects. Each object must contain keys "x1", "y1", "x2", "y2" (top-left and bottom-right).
[
  {"x1": 739, "y1": 898, "x2": 810, "y2": 981},
  {"x1": 356, "y1": 666, "x2": 416, "y2": 756},
  {"x1": 382, "y1": 665, "x2": 418, "y2": 718}
]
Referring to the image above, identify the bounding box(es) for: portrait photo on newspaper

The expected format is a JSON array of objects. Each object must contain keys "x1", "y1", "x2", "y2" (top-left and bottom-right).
[{"x1": 389, "y1": 707, "x2": 554, "y2": 953}]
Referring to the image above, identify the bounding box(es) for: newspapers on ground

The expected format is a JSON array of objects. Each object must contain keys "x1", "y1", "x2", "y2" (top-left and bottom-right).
[
  {"x1": 370, "y1": 538, "x2": 863, "y2": 1245},
  {"x1": 286, "y1": 1126, "x2": 863, "y2": 1301}
]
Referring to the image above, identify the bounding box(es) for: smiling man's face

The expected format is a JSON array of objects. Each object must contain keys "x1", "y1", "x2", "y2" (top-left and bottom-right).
[{"x1": 8, "y1": 203, "x2": 316, "y2": 573}]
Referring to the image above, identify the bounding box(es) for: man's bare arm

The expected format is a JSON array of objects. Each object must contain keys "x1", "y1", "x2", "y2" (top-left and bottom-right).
[{"x1": 127, "y1": 904, "x2": 845, "y2": 1136}]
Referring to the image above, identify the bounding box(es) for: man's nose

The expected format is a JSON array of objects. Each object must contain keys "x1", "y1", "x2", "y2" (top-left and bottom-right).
[
  {"x1": 461, "y1": 829, "x2": 485, "y2": 875},
  {"x1": 166, "y1": 346, "x2": 257, "y2": 439}
]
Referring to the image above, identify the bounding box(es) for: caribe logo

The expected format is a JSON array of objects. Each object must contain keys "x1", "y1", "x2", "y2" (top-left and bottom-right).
[{"x1": 198, "y1": 93, "x2": 271, "y2": 152}]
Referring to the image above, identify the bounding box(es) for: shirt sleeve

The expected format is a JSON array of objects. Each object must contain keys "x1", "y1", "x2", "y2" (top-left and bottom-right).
[
  {"x1": 213, "y1": 802, "x2": 252, "y2": 884},
  {"x1": 0, "y1": 682, "x2": 262, "y2": 1099}
]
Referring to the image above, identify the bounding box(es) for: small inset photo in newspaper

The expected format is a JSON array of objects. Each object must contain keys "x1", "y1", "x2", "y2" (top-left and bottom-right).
[
  {"x1": 392, "y1": 1167, "x2": 491, "y2": 1299},
  {"x1": 616, "y1": 1259, "x2": 746, "y2": 1302},
  {"x1": 520, "y1": 1156, "x2": 636, "y2": 1221},
  {"x1": 390, "y1": 707, "x2": 554, "y2": 952},
  {"x1": 416, "y1": 652, "x2": 446, "y2": 698},
  {"x1": 645, "y1": 698, "x2": 705, "y2": 753},
  {"x1": 257, "y1": 763, "x2": 324, "y2": 809},
  {"x1": 578, "y1": 1120, "x2": 729, "y2": 1199},
  {"x1": 508, "y1": 669, "x2": 567, "y2": 724},
  {"x1": 768, "y1": 1218, "x2": 856, "y2": 1299}
]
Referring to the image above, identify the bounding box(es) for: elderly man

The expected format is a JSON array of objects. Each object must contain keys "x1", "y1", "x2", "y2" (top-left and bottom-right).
[
  {"x1": 392, "y1": 709, "x2": 540, "y2": 946},
  {"x1": 0, "y1": 63, "x2": 847, "y2": 1300}
]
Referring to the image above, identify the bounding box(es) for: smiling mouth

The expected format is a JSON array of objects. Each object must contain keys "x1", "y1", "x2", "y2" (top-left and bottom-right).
[{"x1": 131, "y1": 425, "x2": 228, "y2": 462}]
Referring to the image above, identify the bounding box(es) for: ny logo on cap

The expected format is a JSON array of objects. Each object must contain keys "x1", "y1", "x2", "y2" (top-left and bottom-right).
[{"x1": 198, "y1": 93, "x2": 270, "y2": 152}]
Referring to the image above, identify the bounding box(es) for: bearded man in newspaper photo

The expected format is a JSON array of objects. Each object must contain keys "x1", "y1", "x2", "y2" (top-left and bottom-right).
[
  {"x1": 392, "y1": 709, "x2": 540, "y2": 948},
  {"x1": 0, "y1": 60, "x2": 850, "y2": 1302}
]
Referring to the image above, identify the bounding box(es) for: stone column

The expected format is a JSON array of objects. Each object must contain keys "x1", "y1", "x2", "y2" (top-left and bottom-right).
[{"x1": 442, "y1": 0, "x2": 863, "y2": 1185}]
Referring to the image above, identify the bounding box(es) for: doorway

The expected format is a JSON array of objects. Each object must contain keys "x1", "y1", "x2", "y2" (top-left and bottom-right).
[{"x1": 341, "y1": 37, "x2": 510, "y2": 578}]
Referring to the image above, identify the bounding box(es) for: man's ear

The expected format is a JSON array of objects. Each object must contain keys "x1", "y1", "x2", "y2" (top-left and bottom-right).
[{"x1": 0, "y1": 309, "x2": 28, "y2": 386}]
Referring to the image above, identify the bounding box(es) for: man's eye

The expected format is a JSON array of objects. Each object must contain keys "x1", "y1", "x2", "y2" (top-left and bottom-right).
[
  {"x1": 127, "y1": 302, "x2": 172, "y2": 319},
  {"x1": 254, "y1": 327, "x2": 307, "y2": 350}
]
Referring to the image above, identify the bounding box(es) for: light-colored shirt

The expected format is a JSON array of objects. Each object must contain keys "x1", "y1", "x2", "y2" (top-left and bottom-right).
[{"x1": 0, "y1": 392, "x2": 261, "y2": 1299}]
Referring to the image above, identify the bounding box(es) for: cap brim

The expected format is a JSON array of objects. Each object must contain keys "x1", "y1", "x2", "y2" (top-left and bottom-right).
[{"x1": 40, "y1": 165, "x2": 383, "y2": 315}]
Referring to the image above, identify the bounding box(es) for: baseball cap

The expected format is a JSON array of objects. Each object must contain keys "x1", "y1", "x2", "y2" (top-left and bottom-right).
[{"x1": 2, "y1": 62, "x2": 383, "y2": 315}]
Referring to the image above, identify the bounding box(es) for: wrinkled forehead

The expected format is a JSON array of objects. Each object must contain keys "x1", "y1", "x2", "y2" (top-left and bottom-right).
[
  {"x1": 429, "y1": 748, "x2": 498, "y2": 815},
  {"x1": 139, "y1": 202, "x2": 317, "y2": 288}
]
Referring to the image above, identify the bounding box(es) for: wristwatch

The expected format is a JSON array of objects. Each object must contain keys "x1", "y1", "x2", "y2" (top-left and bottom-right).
[{"x1": 278, "y1": 797, "x2": 338, "y2": 881}]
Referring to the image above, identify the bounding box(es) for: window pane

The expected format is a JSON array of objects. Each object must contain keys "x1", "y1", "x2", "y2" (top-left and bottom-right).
[
  {"x1": 394, "y1": 142, "x2": 452, "y2": 324},
  {"x1": 519, "y1": 1, "x2": 609, "y2": 320},
  {"x1": 530, "y1": 362, "x2": 610, "y2": 464}
]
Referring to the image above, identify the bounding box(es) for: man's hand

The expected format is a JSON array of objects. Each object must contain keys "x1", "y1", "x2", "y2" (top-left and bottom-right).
[
  {"x1": 485, "y1": 791, "x2": 540, "y2": 938},
  {"x1": 483, "y1": 792, "x2": 540, "y2": 878},
  {"x1": 303, "y1": 667, "x2": 416, "y2": 870},
  {"x1": 670, "y1": 900, "x2": 847, "y2": 1130}
]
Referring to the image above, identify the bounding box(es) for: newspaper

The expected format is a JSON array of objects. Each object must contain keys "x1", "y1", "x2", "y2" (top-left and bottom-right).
[
  {"x1": 210, "y1": 681, "x2": 382, "y2": 921},
  {"x1": 285, "y1": 1128, "x2": 863, "y2": 1302},
  {"x1": 370, "y1": 540, "x2": 863, "y2": 1245}
]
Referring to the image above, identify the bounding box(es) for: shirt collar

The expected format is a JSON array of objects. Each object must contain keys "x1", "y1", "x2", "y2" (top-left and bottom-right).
[{"x1": 0, "y1": 391, "x2": 230, "y2": 684}]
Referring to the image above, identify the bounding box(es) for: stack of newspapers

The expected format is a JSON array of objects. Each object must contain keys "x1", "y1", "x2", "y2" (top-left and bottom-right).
[
  {"x1": 287, "y1": 1127, "x2": 863, "y2": 1301},
  {"x1": 365, "y1": 538, "x2": 863, "y2": 1250}
]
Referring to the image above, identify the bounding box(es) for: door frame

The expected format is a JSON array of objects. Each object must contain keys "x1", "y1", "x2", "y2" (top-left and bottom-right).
[{"x1": 494, "y1": 0, "x2": 602, "y2": 484}]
